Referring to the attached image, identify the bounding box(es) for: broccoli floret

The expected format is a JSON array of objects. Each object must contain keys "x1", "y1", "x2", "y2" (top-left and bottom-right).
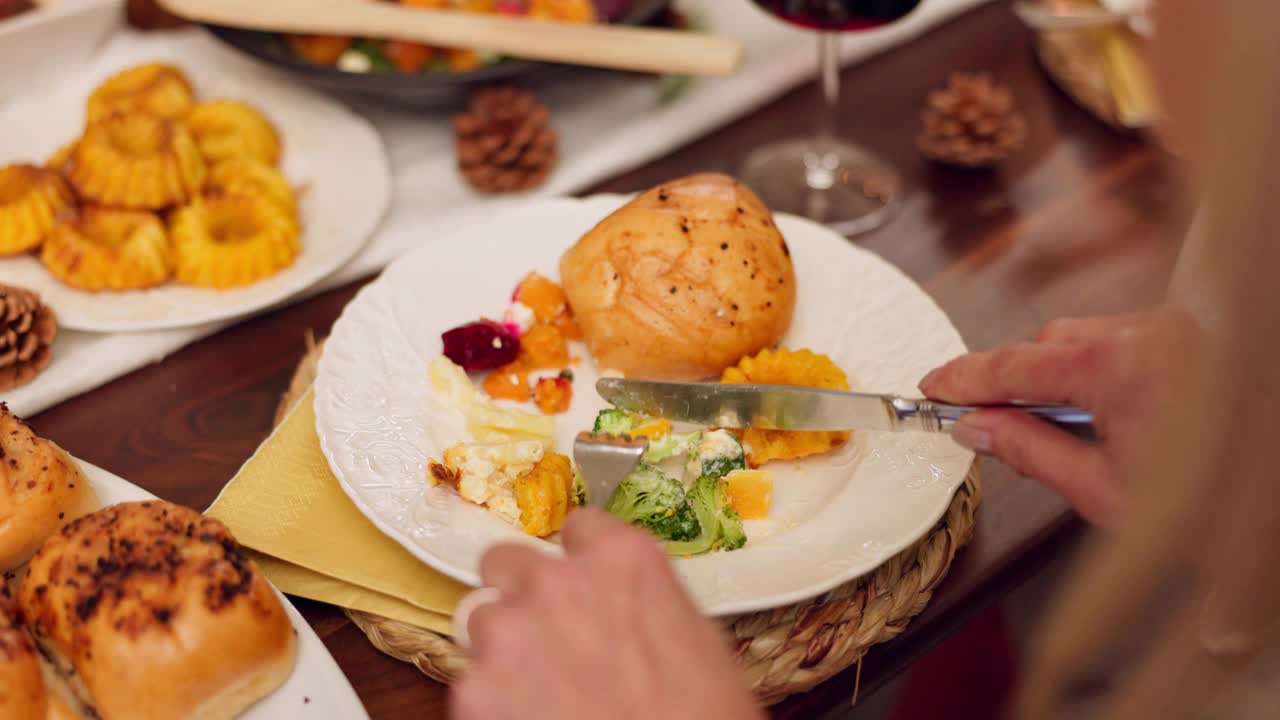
[
  {"x1": 666, "y1": 475, "x2": 747, "y2": 556},
  {"x1": 685, "y1": 429, "x2": 746, "y2": 480},
  {"x1": 605, "y1": 464, "x2": 700, "y2": 541},
  {"x1": 642, "y1": 430, "x2": 700, "y2": 463},
  {"x1": 718, "y1": 506, "x2": 747, "y2": 552},
  {"x1": 592, "y1": 408, "x2": 636, "y2": 435}
]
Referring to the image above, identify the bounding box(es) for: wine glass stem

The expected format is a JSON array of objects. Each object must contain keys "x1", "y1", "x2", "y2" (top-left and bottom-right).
[{"x1": 807, "y1": 32, "x2": 842, "y2": 191}]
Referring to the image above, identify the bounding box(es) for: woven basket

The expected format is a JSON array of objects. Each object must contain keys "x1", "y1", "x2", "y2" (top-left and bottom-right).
[{"x1": 278, "y1": 340, "x2": 981, "y2": 705}]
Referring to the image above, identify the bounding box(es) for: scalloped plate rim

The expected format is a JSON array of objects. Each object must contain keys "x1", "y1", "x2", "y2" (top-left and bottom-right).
[{"x1": 313, "y1": 194, "x2": 974, "y2": 616}]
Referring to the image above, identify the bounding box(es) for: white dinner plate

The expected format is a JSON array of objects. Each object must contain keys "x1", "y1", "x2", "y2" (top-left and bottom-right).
[
  {"x1": 313, "y1": 195, "x2": 974, "y2": 616},
  {"x1": 0, "y1": 36, "x2": 390, "y2": 332},
  {"x1": 76, "y1": 459, "x2": 369, "y2": 719}
]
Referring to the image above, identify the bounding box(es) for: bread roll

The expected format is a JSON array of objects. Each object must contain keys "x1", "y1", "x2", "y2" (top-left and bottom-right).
[
  {"x1": 0, "y1": 404, "x2": 99, "y2": 572},
  {"x1": 560, "y1": 174, "x2": 796, "y2": 380},
  {"x1": 18, "y1": 501, "x2": 297, "y2": 720},
  {"x1": 0, "y1": 586, "x2": 46, "y2": 719}
]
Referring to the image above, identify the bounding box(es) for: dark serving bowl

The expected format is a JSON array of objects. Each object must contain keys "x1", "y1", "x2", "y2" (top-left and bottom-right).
[{"x1": 205, "y1": 0, "x2": 671, "y2": 109}]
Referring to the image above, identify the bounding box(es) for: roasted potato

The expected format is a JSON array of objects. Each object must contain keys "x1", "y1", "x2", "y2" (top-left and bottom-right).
[{"x1": 559, "y1": 174, "x2": 796, "y2": 380}]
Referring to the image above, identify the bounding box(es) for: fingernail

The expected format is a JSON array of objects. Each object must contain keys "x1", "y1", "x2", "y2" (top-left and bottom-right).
[
  {"x1": 950, "y1": 419, "x2": 992, "y2": 453},
  {"x1": 453, "y1": 587, "x2": 502, "y2": 654},
  {"x1": 918, "y1": 367, "x2": 942, "y2": 393}
]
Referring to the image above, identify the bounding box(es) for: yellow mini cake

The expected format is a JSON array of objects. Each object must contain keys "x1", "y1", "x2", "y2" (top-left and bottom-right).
[
  {"x1": 184, "y1": 100, "x2": 281, "y2": 166},
  {"x1": 41, "y1": 207, "x2": 173, "y2": 291},
  {"x1": 721, "y1": 348, "x2": 852, "y2": 467},
  {"x1": 0, "y1": 164, "x2": 76, "y2": 255},
  {"x1": 170, "y1": 193, "x2": 300, "y2": 289},
  {"x1": 70, "y1": 112, "x2": 207, "y2": 210},
  {"x1": 46, "y1": 141, "x2": 78, "y2": 174},
  {"x1": 86, "y1": 63, "x2": 195, "y2": 123},
  {"x1": 206, "y1": 157, "x2": 297, "y2": 219}
]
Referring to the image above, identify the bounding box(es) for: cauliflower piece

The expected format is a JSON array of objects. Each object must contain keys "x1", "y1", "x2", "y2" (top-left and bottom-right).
[
  {"x1": 503, "y1": 301, "x2": 536, "y2": 335},
  {"x1": 686, "y1": 429, "x2": 746, "y2": 480},
  {"x1": 437, "y1": 441, "x2": 545, "y2": 529},
  {"x1": 429, "y1": 356, "x2": 553, "y2": 445}
]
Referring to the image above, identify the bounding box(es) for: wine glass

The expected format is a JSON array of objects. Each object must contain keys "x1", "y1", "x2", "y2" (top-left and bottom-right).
[{"x1": 742, "y1": 0, "x2": 924, "y2": 236}]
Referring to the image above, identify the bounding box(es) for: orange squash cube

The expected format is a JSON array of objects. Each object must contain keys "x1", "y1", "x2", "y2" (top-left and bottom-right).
[
  {"x1": 514, "y1": 272, "x2": 570, "y2": 324},
  {"x1": 516, "y1": 452, "x2": 575, "y2": 537},
  {"x1": 723, "y1": 469, "x2": 773, "y2": 520},
  {"x1": 445, "y1": 48, "x2": 482, "y2": 71},
  {"x1": 532, "y1": 377, "x2": 572, "y2": 415},
  {"x1": 284, "y1": 34, "x2": 352, "y2": 65},
  {"x1": 630, "y1": 417, "x2": 672, "y2": 440},
  {"x1": 552, "y1": 312, "x2": 582, "y2": 341},
  {"x1": 384, "y1": 40, "x2": 434, "y2": 72},
  {"x1": 518, "y1": 323, "x2": 569, "y2": 370},
  {"x1": 483, "y1": 363, "x2": 529, "y2": 402}
]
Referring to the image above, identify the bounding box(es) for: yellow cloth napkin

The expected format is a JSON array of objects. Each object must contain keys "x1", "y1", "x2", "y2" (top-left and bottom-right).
[
  {"x1": 206, "y1": 390, "x2": 469, "y2": 635},
  {"x1": 247, "y1": 551, "x2": 453, "y2": 635}
]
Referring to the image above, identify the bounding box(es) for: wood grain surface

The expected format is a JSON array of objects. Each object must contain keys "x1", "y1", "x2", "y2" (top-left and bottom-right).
[{"x1": 26, "y1": 3, "x2": 1185, "y2": 717}]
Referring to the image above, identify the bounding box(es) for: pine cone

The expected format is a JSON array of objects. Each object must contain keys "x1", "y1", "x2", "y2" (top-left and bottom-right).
[
  {"x1": 455, "y1": 86, "x2": 558, "y2": 193},
  {"x1": 0, "y1": 284, "x2": 57, "y2": 393},
  {"x1": 918, "y1": 73, "x2": 1028, "y2": 168}
]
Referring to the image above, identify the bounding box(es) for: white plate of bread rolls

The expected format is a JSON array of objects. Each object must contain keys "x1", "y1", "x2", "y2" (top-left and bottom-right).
[
  {"x1": 314, "y1": 176, "x2": 973, "y2": 616},
  {"x1": 0, "y1": 405, "x2": 367, "y2": 720}
]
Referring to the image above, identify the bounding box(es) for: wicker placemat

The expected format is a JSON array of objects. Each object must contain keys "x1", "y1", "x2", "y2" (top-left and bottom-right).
[{"x1": 276, "y1": 340, "x2": 981, "y2": 705}]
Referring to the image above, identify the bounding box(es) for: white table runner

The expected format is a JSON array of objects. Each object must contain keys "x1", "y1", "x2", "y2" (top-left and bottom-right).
[{"x1": 5, "y1": 0, "x2": 992, "y2": 417}]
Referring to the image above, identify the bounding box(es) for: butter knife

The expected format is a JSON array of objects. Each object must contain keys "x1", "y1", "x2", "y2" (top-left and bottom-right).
[{"x1": 596, "y1": 378, "x2": 1096, "y2": 440}]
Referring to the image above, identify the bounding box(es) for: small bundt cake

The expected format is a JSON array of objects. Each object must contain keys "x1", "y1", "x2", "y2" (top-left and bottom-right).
[
  {"x1": 86, "y1": 62, "x2": 195, "y2": 123},
  {"x1": 722, "y1": 348, "x2": 851, "y2": 467},
  {"x1": 41, "y1": 207, "x2": 173, "y2": 291},
  {"x1": 170, "y1": 193, "x2": 300, "y2": 289},
  {"x1": 46, "y1": 140, "x2": 78, "y2": 174},
  {"x1": 183, "y1": 100, "x2": 281, "y2": 166},
  {"x1": 70, "y1": 112, "x2": 206, "y2": 210},
  {"x1": 0, "y1": 164, "x2": 76, "y2": 255},
  {"x1": 206, "y1": 157, "x2": 297, "y2": 219}
]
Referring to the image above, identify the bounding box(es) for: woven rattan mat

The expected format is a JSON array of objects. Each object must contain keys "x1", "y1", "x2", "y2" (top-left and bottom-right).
[{"x1": 277, "y1": 340, "x2": 981, "y2": 705}]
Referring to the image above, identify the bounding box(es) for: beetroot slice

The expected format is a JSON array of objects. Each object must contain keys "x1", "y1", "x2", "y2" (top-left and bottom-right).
[{"x1": 442, "y1": 320, "x2": 521, "y2": 371}]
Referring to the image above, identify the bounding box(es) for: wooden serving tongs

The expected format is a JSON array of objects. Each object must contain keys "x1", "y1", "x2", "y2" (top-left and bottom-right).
[{"x1": 158, "y1": 0, "x2": 745, "y2": 77}]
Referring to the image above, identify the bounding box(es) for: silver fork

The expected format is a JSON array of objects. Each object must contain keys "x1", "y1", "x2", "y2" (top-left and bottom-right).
[{"x1": 573, "y1": 432, "x2": 648, "y2": 508}]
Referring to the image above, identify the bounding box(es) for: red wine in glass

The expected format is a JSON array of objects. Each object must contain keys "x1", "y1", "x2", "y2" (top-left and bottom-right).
[
  {"x1": 740, "y1": 0, "x2": 922, "y2": 236},
  {"x1": 752, "y1": 0, "x2": 924, "y2": 32}
]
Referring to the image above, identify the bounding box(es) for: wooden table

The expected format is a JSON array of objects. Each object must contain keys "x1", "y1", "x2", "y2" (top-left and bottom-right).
[{"x1": 29, "y1": 3, "x2": 1184, "y2": 717}]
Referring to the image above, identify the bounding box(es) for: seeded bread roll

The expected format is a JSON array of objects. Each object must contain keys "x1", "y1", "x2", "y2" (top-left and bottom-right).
[
  {"x1": 559, "y1": 174, "x2": 797, "y2": 380},
  {"x1": 0, "y1": 404, "x2": 99, "y2": 573},
  {"x1": 17, "y1": 501, "x2": 297, "y2": 720},
  {"x1": 0, "y1": 586, "x2": 46, "y2": 719}
]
